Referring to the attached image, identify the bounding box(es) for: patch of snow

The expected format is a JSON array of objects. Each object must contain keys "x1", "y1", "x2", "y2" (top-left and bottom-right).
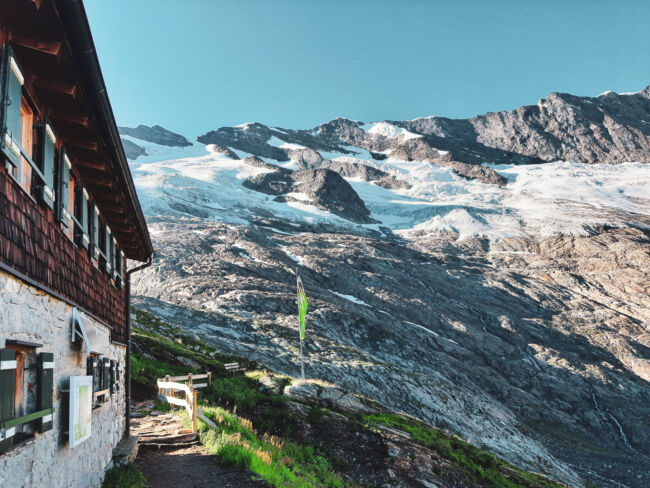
[
  {"x1": 285, "y1": 192, "x2": 310, "y2": 202},
  {"x1": 329, "y1": 290, "x2": 369, "y2": 306},
  {"x1": 280, "y1": 142, "x2": 307, "y2": 150},
  {"x1": 362, "y1": 122, "x2": 422, "y2": 141},
  {"x1": 279, "y1": 246, "x2": 303, "y2": 264}
]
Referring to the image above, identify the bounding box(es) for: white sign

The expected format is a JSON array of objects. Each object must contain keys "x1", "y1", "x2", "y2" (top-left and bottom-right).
[{"x1": 69, "y1": 376, "x2": 92, "y2": 448}]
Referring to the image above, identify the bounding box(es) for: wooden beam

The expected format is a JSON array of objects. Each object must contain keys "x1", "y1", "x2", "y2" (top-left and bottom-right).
[
  {"x1": 101, "y1": 206, "x2": 128, "y2": 216},
  {"x1": 12, "y1": 37, "x2": 61, "y2": 56},
  {"x1": 67, "y1": 140, "x2": 99, "y2": 152},
  {"x1": 104, "y1": 215, "x2": 131, "y2": 226},
  {"x1": 73, "y1": 159, "x2": 105, "y2": 171},
  {"x1": 81, "y1": 174, "x2": 113, "y2": 187},
  {"x1": 94, "y1": 191, "x2": 123, "y2": 204},
  {"x1": 34, "y1": 76, "x2": 76, "y2": 97},
  {"x1": 48, "y1": 110, "x2": 89, "y2": 128},
  {"x1": 113, "y1": 233, "x2": 139, "y2": 245}
]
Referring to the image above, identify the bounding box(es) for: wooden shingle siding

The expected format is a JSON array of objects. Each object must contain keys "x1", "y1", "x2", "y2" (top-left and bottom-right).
[{"x1": 0, "y1": 165, "x2": 128, "y2": 343}]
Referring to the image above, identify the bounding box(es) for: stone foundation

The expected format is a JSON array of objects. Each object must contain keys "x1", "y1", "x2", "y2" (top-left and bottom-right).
[{"x1": 0, "y1": 270, "x2": 126, "y2": 488}]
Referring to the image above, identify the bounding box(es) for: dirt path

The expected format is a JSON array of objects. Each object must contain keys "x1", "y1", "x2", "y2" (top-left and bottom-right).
[
  {"x1": 131, "y1": 402, "x2": 267, "y2": 488},
  {"x1": 136, "y1": 444, "x2": 267, "y2": 488}
]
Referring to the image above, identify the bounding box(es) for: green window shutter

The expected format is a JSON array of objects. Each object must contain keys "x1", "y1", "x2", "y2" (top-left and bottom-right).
[
  {"x1": 102, "y1": 358, "x2": 110, "y2": 402},
  {"x1": 109, "y1": 360, "x2": 116, "y2": 394},
  {"x1": 1, "y1": 46, "x2": 24, "y2": 169},
  {"x1": 39, "y1": 121, "x2": 56, "y2": 209},
  {"x1": 57, "y1": 150, "x2": 71, "y2": 227},
  {"x1": 104, "y1": 225, "x2": 112, "y2": 274},
  {"x1": 37, "y1": 352, "x2": 54, "y2": 433},
  {"x1": 115, "y1": 362, "x2": 120, "y2": 391},
  {"x1": 111, "y1": 239, "x2": 117, "y2": 280},
  {"x1": 0, "y1": 349, "x2": 17, "y2": 453},
  {"x1": 90, "y1": 203, "x2": 100, "y2": 260},
  {"x1": 76, "y1": 186, "x2": 90, "y2": 249},
  {"x1": 86, "y1": 356, "x2": 97, "y2": 393}
]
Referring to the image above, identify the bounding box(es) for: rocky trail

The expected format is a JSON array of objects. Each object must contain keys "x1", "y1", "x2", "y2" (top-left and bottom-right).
[{"x1": 131, "y1": 403, "x2": 266, "y2": 488}]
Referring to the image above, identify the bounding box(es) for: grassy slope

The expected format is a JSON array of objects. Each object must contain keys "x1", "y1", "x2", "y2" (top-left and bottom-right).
[{"x1": 131, "y1": 308, "x2": 570, "y2": 488}]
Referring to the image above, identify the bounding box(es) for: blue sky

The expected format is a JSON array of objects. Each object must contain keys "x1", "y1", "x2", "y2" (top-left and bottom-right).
[{"x1": 85, "y1": 0, "x2": 650, "y2": 137}]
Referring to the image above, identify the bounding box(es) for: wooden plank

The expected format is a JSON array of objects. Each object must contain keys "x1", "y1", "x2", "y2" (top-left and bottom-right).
[
  {"x1": 2, "y1": 408, "x2": 53, "y2": 429},
  {"x1": 12, "y1": 38, "x2": 62, "y2": 56},
  {"x1": 192, "y1": 383, "x2": 208, "y2": 389},
  {"x1": 156, "y1": 381, "x2": 192, "y2": 397},
  {"x1": 167, "y1": 375, "x2": 190, "y2": 382},
  {"x1": 167, "y1": 373, "x2": 210, "y2": 381},
  {"x1": 49, "y1": 111, "x2": 89, "y2": 127},
  {"x1": 158, "y1": 395, "x2": 192, "y2": 417},
  {"x1": 197, "y1": 409, "x2": 218, "y2": 430},
  {"x1": 34, "y1": 76, "x2": 76, "y2": 96},
  {"x1": 67, "y1": 140, "x2": 99, "y2": 152},
  {"x1": 93, "y1": 388, "x2": 109, "y2": 399}
]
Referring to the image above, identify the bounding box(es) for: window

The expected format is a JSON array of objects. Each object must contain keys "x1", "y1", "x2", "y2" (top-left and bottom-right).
[
  {"x1": 75, "y1": 186, "x2": 90, "y2": 250},
  {"x1": 0, "y1": 347, "x2": 53, "y2": 454},
  {"x1": 38, "y1": 122, "x2": 56, "y2": 209}
]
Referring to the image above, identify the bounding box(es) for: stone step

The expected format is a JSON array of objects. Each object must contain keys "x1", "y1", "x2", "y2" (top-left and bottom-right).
[
  {"x1": 138, "y1": 440, "x2": 199, "y2": 452},
  {"x1": 138, "y1": 432, "x2": 197, "y2": 444},
  {"x1": 112, "y1": 435, "x2": 139, "y2": 467}
]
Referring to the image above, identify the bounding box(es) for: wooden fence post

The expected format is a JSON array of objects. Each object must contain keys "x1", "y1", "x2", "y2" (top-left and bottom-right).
[
  {"x1": 188, "y1": 373, "x2": 193, "y2": 389},
  {"x1": 165, "y1": 375, "x2": 170, "y2": 397},
  {"x1": 207, "y1": 372, "x2": 211, "y2": 387},
  {"x1": 192, "y1": 389, "x2": 198, "y2": 433}
]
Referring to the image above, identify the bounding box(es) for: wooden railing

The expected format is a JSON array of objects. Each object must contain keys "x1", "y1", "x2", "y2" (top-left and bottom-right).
[{"x1": 156, "y1": 372, "x2": 212, "y2": 433}]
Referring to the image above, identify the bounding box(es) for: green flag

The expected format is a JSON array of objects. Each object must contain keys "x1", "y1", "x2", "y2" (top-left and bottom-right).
[{"x1": 297, "y1": 274, "x2": 308, "y2": 340}]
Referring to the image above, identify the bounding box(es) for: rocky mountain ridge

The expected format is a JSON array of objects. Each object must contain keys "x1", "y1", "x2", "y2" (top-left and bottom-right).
[{"x1": 121, "y1": 86, "x2": 650, "y2": 488}]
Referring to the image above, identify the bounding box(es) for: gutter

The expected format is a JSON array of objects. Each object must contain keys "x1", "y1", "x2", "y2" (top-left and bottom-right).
[{"x1": 124, "y1": 253, "x2": 154, "y2": 437}]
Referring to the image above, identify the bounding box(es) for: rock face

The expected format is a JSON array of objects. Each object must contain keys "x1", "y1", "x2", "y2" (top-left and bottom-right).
[
  {"x1": 193, "y1": 86, "x2": 650, "y2": 187},
  {"x1": 242, "y1": 160, "x2": 376, "y2": 224},
  {"x1": 198, "y1": 123, "x2": 291, "y2": 161},
  {"x1": 398, "y1": 87, "x2": 650, "y2": 165},
  {"x1": 132, "y1": 218, "x2": 650, "y2": 488},
  {"x1": 125, "y1": 85, "x2": 650, "y2": 488},
  {"x1": 119, "y1": 124, "x2": 192, "y2": 147},
  {"x1": 121, "y1": 137, "x2": 148, "y2": 159},
  {"x1": 206, "y1": 144, "x2": 240, "y2": 159}
]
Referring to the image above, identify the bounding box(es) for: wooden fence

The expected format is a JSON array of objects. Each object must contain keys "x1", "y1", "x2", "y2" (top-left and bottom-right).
[{"x1": 156, "y1": 372, "x2": 212, "y2": 433}]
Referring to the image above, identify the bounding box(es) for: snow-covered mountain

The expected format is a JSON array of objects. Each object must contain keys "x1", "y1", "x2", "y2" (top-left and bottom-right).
[{"x1": 123, "y1": 87, "x2": 650, "y2": 488}]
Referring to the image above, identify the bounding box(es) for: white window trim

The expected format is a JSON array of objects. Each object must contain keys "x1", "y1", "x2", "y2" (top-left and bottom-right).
[{"x1": 9, "y1": 56, "x2": 24, "y2": 85}]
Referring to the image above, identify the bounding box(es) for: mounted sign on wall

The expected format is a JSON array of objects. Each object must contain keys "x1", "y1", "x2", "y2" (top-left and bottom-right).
[{"x1": 69, "y1": 376, "x2": 92, "y2": 448}]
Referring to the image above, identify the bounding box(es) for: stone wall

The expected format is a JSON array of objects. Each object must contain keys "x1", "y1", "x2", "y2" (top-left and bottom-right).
[{"x1": 0, "y1": 270, "x2": 126, "y2": 488}]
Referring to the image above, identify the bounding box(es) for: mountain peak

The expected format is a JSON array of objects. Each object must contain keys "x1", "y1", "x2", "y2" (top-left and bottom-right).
[{"x1": 119, "y1": 124, "x2": 192, "y2": 147}]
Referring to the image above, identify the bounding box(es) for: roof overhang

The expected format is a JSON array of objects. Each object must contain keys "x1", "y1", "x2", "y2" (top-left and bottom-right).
[{"x1": 1, "y1": 0, "x2": 153, "y2": 261}]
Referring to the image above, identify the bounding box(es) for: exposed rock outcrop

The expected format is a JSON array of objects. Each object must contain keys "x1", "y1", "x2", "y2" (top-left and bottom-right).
[
  {"x1": 121, "y1": 137, "x2": 148, "y2": 159},
  {"x1": 119, "y1": 124, "x2": 192, "y2": 147},
  {"x1": 243, "y1": 162, "x2": 376, "y2": 224}
]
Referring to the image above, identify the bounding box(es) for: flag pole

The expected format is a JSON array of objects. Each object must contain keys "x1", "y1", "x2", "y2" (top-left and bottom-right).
[{"x1": 297, "y1": 267, "x2": 305, "y2": 379}]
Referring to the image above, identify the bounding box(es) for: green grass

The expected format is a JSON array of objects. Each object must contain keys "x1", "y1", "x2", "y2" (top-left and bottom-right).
[
  {"x1": 102, "y1": 464, "x2": 147, "y2": 488},
  {"x1": 202, "y1": 375, "x2": 264, "y2": 411},
  {"x1": 363, "y1": 413, "x2": 566, "y2": 488},
  {"x1": 198, "y1": 405, "x2": 347, "y2": 488},
  {"x1": 130, "y1": 307, "x2": 566, "y2": 488}
]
